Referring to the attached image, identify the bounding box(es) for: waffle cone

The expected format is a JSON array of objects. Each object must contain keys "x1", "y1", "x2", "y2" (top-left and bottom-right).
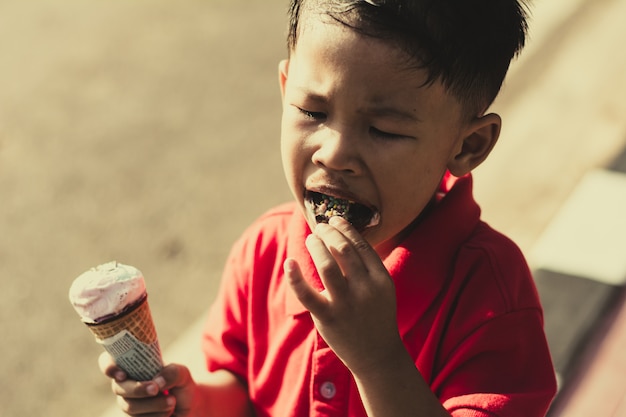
[{"x1": 86, "y1": 296, "x2": 156, "y2": 344}]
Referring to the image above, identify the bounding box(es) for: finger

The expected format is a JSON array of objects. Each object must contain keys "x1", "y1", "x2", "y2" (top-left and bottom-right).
[
  {"x1": 112, "y1": 378, "x2": 161, "y2": 399},
  {"x1": 327, "y1": 216, "x2": 387, "y2": 275},
  {"x1": 98, "y1": 351, "x2": 127, "y2": 382},
  {"x1": 117, "y1": 394, "x2": 176, "y2": 417},
  {"x1": 157, "y1": 363, "x2": 192, "y2": 391},
  {"x1": 305, "y1": 231, "x2": 350, "y2": 297},
  {"x1": 284, "y1": 257, "x2": 329, "y2": 316},
  {"x1": 312, "y1": 220, "x2": 371, "y2": 283}
]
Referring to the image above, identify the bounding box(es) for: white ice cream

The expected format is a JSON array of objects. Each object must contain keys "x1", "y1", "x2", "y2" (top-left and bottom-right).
[{"x1": 69, "y1": 261, "x2": 146, "y2": 323}]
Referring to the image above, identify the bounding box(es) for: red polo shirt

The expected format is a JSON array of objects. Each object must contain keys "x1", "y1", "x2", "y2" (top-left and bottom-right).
[{"x1": 202, "y1": 175, "x2": 556, "y2": 417}]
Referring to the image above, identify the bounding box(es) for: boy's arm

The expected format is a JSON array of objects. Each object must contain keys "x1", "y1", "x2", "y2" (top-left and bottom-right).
[
  {"x1": 99, "y1": 352, "x2": 253, "y2": 417},
  {"x1": 351, "y1": 346, "x2": 450, "y2": 417},
  {"x1": 194, "y1": 369, "x2": 254, "y2": 417},
  {"x1": 284, "y1": 216, "x2": 450, "y2": 417}
]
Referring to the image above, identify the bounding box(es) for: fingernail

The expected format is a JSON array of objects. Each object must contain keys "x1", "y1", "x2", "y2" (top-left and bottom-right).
[
  {"x1": 154, "y1": 375, "x2": 166, "y2": 389},
  {"x1": 314, "y1": 221, "x2": 328, "y2": 231},
  {"x1": 114, "y1": 371, "x2": 126, "y2": 382},
  {"x1": 146, "y1": 383, "x2": 159, "y2": 396},
  {"x1": 328, "y1": 216, "x2": 341, "y2": 226},
  {"x1": 283, "y1": 258, "x2": 295, "y2": 273},
  {"x1": 166, "y1": 395, "x2": 176, "y2": 408}
]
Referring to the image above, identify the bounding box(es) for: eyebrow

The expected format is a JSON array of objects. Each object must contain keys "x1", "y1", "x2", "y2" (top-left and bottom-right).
[
  {"x1": 362, "y1": 105, "x2": 422, "y2": 123},
  {"x1": 293, "y1": 87, "x2": 328, "y2": 104}
]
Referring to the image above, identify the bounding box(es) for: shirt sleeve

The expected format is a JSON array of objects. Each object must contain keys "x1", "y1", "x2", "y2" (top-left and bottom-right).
[
  {"x1": 201, "y1": 235, "x2": 250, "y2": 381},
  {"x1": 437, "y1": 309, "x2": 557, "y2": 417},
  {"x1": 430, "y1": 228, "x2": 558, "y2": 417}
]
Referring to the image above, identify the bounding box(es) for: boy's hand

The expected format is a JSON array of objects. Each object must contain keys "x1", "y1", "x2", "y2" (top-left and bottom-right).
[
  {"x1": 284, "y1": 216, "x2": 406, "y2": 375},
  {"x1": 98, "y1": 352, "x2": 196, "y2": 417}
]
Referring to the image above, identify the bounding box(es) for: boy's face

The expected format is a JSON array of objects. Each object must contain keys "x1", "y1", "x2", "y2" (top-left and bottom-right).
[{"x1": 279, "y1": 14, "x2": 478, "y2": 254}]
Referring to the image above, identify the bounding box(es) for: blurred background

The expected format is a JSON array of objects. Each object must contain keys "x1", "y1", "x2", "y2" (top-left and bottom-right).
[{"x1": 0, "y1": 1, "x2": 624, "y2": 416}]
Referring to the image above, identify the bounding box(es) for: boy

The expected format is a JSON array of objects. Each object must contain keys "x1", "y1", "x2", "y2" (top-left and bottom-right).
[{"x1": 100, "y1": 0, "x2": 557, "y2": 416}]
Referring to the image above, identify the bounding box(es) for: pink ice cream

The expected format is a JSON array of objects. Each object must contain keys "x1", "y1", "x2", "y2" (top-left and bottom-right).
[{"x1": 69, "y1": 261, "x2": 146, "y2": 324}]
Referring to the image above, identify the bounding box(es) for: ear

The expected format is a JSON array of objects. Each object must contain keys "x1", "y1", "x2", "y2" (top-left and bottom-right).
[
  {"x1": 278, "y1": 59, "x2": 289, "y2": 100},
  {"x1": 447, "y1": 113, "x2": 501, "y2": 177}
]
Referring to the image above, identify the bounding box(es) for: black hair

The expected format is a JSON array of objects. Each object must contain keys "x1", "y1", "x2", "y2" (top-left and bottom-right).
[{"x1": 287, "y1": 0, "x2": 530, "y2": 117}]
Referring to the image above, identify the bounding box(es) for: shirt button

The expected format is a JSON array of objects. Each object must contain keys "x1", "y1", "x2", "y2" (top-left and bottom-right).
[{"x1": 320, "y1": 381, "x2": 336, "y2": 399}]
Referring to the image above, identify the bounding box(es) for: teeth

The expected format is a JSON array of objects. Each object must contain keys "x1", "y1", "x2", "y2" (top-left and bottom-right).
[{"x1": 304, "y1": 191, "x2": 380, "y2": 231}]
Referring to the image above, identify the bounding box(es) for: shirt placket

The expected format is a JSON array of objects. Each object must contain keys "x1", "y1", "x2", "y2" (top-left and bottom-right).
[{"x1": 310, "y1": 332, "x2": 351, "y2": 416}]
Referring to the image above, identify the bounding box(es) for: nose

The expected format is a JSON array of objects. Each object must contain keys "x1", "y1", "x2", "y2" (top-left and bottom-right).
[{"x1": 311, "y1": 129, "x2": 362, "y2": 175}]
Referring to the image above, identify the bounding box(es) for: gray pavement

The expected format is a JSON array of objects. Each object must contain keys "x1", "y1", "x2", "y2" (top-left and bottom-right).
[{"x1": 1, "y1": 1, "x2": 625, "y2": 416}]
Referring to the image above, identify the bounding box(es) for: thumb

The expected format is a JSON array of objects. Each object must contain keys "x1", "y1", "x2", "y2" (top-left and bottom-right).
[
  {"x1": 156, "y1": 364, "x2": 197, "y2": 414},
  {"x1": 158, "y1": 363, "x2": 194, "y2": 391}
]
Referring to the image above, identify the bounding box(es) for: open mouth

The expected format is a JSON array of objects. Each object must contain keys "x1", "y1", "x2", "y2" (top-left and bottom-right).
[{"x1": 304, "y1": 191, "x2": 380, "y2": 232}]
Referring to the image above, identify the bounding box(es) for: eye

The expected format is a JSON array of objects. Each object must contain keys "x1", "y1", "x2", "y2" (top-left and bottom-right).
[
  {"x1": 297, "y1": 107, "x2": 326, "y2": 121},
  {"x1": 369, "y1": 126, "x2": 406, "y2": 140}
]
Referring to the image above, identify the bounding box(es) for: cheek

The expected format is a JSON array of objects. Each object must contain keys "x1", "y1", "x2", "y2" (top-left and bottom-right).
[
  {"x1": 280, "y1": 128, "x2": 308, "y2": 190},
  {"x1": 280, "y1": 138, "x2": 296, "y2": 185},
  {"x1": 281, "y1": 113, "x2": 315, "y2": 164},
  {"x1": 280, "y1": 114, "x2": 296, "y2": 165},
  {"x1": 382, "y1": 163, "x2": 443, "y2": 215}
]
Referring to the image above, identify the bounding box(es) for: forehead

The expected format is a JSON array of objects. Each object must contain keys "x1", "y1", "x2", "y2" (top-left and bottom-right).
[
  {"x1": 291, "y1": 16, "x2": 426, "y2": 93},
  {"x1": 287, "y1": 16, "x2": 464, "y2": 125},
  {"x1": 287, "y1": 15, "x2": 459, "y2": 122}
]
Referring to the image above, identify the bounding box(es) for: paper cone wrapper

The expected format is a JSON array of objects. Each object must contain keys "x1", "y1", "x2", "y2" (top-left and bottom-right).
[{"x1": 85, "y1": 295, "x2": 163, "y2": 381}]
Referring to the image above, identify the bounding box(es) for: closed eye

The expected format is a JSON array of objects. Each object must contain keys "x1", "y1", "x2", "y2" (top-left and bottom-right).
[
  {"x1": 297, "y1": 107, "x2": 326, "y2": 121},
  {"x1": 369, "y1": 126, "x2": 407, "y2": 140}
]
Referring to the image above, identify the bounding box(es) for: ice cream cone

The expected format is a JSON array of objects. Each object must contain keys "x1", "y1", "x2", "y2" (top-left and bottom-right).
[
  {"x1": 86, "y1": 295, "x2": 156, "y2": 344},
  {"x1": 85, "y1": 294, "x2": 163, "y2": 381},
  {"x1": 70, "y1": 262, "x2": 164, "y2": 381}
]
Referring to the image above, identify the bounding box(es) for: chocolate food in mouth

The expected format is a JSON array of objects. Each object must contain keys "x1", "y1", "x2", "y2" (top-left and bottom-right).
[{"x1": 304, "y1": 191, "x2": 380, "y2": 231}]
